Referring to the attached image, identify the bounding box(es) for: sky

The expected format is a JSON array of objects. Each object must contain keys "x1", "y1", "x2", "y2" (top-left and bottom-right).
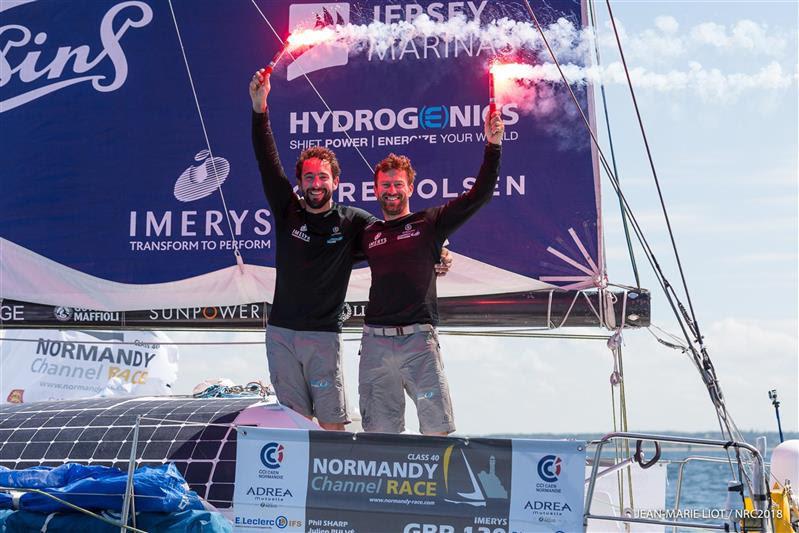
[
  {"x1": 164, "y1": 0, "x2": 799, "y2": 436},
  {"x1": 2, "y1": 1, "x2": 797, "y2": 437}
]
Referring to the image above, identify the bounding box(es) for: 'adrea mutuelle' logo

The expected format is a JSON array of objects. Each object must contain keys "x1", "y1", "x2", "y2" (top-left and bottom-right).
[
  {"x1": 0, "y1": 1, "x2": 153, "y2": 113},
  {"x1": 260, "y1": 442, "x2": 285, "y2": 469}
]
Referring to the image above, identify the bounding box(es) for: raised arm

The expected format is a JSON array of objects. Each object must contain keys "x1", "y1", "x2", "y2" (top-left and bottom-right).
[
  {"x1": 250, "y1": 68, "x2": 296, "y2": 218},
  {"x1": 434, "y1": 112, "x2": 504, "y2": 238}
]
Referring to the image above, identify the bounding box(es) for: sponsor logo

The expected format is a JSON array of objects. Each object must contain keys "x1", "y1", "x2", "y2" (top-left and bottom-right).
[
  {"x1": 35, "y1": 337, "x2": 157, "y2": 368},
  {"x1": 173, "y1": 149, "x2": 231, "y2": 202},
  {"x1": 246, "y1": 486, "x2": 294, "y2": 508},
  {"x1": 442, "y1": 446, "x2": 509, "y2": 506},
  {"x1": 420, "y1": 105, "x2": 450, "y2": 129},
  {"x1": 326, "y1": 225, "x2": 343, "y2": 244},
  {"x1": 290, "y1": 104, "x2": 519, "y2": 134},
  {"x1": 0, "y1": 304, "x2": 24, "y2": 321},
  {"x1": 52, "y1": 307, "x2": 121, "y2": 323},
  {"x1": 147, "y1": 304, "x2": 263, "y2": 321},
  {"x1": 368, "y1": 1, "x2": 494, "y2": 62},
  {"x1": 397, "y1": 225, "x2": 421, "y2": 241},
  {"x1": 537, "y1": 455, "x2": 561, "y2": 483},
  {"x1": 0, "y1": 1, "x2": 154, "y2": 113},
  {"x1": 310, "y1": 457, "x2": 438, "y2": 496},
  {"x1": 54, "y1": 307, "x2": 74, "y2": 322},
  {"x1": 286, "y1": 3, "x2": 350, "y2": 81},
  {"x1": 368, "y1": 231, "x2": 387, "y2": 249},
  {"x1": 373, "y1": 1, "x2": 488, "y2": 24},
  {"x1": 291, "y1": 227, "x2": 311, "y2": 242},
  {"x1": 234, "y1": 515, "x2": 296, "y2": 528},
  {"x1": 260, "y1": 442, "x2": 285, "y2": 469},
  {"x1": 523, "y1": 500, "x2": 573, "y2": 512},
  {"x1": 6, "y1": 389, "x2": 24, "y2": 403},
  {"x1": 339, "y1": 302, "x2": 365, "y2": 323},
  {"x1": 246, "y1": 486, "x2": 293, "y2": 498}
]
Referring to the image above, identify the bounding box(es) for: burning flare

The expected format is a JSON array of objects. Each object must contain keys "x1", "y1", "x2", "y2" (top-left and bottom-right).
[
  {"x1": 489, "y1": 61, "x2": 536, "y2": 109},
  {"x1": 286, "y1": 27, "x2": 338, "y2": 51}
]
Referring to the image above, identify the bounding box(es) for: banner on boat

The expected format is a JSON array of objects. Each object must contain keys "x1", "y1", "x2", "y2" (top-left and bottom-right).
[
  {"x1": 0, "y1": 330, "x2": 179, "y2": 403},
  {"x1": 234, "y1": 427, "x2": 586, "y2": 533},
  {"x1": 0, "y1": 293, "x2": 652, "y2": 330},
  {"x1": 1, "y1": 0, "x2": 601, "y2": 311}
]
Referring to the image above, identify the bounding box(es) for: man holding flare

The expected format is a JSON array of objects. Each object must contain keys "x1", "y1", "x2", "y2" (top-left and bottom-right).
[
  {"x1": 358, "y1": 110, "x2": 505, "y2": 435},
  {"x1": 248, "y1": 67, "x2": 452, "y2": 430}
]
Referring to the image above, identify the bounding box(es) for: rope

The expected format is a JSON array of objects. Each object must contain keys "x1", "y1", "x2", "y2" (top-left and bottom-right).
[
  {"x1": 604, "y1": 0, "x2": 700, "y2": 337},
  {"x1": 520, "y1": 0, "x2": 742, "y2": 452},
  {"x1": 166, "y1": 0, "x2": 244, "y2": 266},
  {"x1": 605, "y1": 291, "x2": 635, "y2": 518},
  {"x1": 0, "y1": 486, "x2": 147, "y2": 532}
]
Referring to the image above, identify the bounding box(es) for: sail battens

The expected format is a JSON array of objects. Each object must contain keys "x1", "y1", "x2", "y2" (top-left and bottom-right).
[
  {"x1": 568, "y1": 227, "x2": 600, "y2": 275},
  {"x1": 546, "y1": 247, "x2": 599, "y2": 278}
]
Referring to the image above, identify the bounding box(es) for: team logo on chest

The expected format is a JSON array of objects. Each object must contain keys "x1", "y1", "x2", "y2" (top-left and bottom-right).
[
  {"x1": 397, "y1": 222, "x2": 421, "y2": 241},
  {"x1": 368, "y1": 231, "x2": 387, "y2": 249},
  {"x1": 327, "y1": 225, "x2": 343, "y2": 244},
  {"x1": 292, "y1": 224, "x2": 311, "y2": 242}
]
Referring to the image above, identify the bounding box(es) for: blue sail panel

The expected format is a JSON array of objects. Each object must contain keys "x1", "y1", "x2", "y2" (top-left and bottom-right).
[{"x1": 0, "y1": 0, "x2": 601, "y2": 310}]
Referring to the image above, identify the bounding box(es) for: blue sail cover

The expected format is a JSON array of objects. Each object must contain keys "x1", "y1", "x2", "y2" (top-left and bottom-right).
[
  {"x1": 0, "y1": 0, "x2": 601, "y2": 311},
  {"x1": 0, "y1": 463, "x2": 203, "y2": 512}
]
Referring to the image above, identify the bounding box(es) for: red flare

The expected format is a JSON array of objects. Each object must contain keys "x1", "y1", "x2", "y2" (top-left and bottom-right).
[
  {"x1": 489, "y1": 61, "x2": 536, "y2": 110},
  {"x1": 264, "y1": 43, "x2": 288, "y2": 75},
  {"x1": 488, "y1": 66, "x2": 497, "y2": 115}
]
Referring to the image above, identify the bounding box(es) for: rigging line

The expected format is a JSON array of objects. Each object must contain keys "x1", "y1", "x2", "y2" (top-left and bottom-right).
[
  {"x1": 343, "y1": 331, "x2": 612, "y2": 341},
  {"x1": 166, "y1": 0, "x2": 242, "y2": 264},
  {"x1": 616, "y1": 345, "x2": 635, "y2": 512},
  {"x1": 604, "y1": 0, "x2": 701, "y2": 342},
  {"x1": 587, "y1": 0, "x2": 640, "y2": 288},
  {"x1": 521, "y1": 0, "x2": 704, "y2": 377},
  {"x1": 249, "y1": 0, "x2": 374, "y2": 175},
  {"x1": 649, "y1": 323, "x2": 686, "y2": 345},
  {"x1": 609, "y1": 378, "x2": 624, "y2": 512},
  {"x1": 520, "y1": 0, "x2": 739, "y2": 445},
  {"x1": 521, "y1": 1, "x2": 680, "y2": 312}
]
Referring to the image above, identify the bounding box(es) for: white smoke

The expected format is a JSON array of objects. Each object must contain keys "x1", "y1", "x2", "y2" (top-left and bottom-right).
[
  {"x1": 297, "y1": 14, "x2": 796, "y2": 108},
  {"x1": 494, "y1": 60, "x2": 794, "y2": 103}
]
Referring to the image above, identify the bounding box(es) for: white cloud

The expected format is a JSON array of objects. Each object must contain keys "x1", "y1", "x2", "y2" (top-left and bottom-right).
[
  {"x1": 691, "y1": 20, "x2": 787, "y2": 56},
  {"x1": 655, "y1": 15, "x2": 680, "y2": 34}
]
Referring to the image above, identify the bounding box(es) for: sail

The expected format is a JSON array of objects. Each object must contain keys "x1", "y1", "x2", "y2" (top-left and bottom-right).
[{"x1": 0, "y1": 0, "x2": 601, "y2": 312}]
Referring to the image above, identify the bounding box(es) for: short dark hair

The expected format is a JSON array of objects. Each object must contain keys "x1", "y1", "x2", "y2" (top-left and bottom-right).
[
  {"x1": 295, "y1": 147, "x2": 341, "y2": 180},
  {"x1": 373, "y1": 153, "x2": 415, "y2": 186}
]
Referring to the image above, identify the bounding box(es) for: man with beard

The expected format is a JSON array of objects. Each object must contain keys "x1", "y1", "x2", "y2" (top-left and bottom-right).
[
  {"x1": 249, "y1": 69, "x2": 452, "y2": 430},
  {"x1": 358, "y1": 112, "x2": 505, "y2": 435}
]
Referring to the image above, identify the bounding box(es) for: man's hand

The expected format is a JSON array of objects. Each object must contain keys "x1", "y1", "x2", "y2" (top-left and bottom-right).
[
  {"x1": 249, "y1": 68, "x2": 270, "y2": 113},
  {"x1": 435, "y1": 247, "x2": 453, "y2": 277},
  {"x1": 485, "y1": 111, "x2": 505, "y2": 146}
]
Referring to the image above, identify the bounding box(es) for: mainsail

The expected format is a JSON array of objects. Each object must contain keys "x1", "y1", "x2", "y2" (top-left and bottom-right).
[{"x1": 1, "y1": 0, "x2": 631, "y2": 326}]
